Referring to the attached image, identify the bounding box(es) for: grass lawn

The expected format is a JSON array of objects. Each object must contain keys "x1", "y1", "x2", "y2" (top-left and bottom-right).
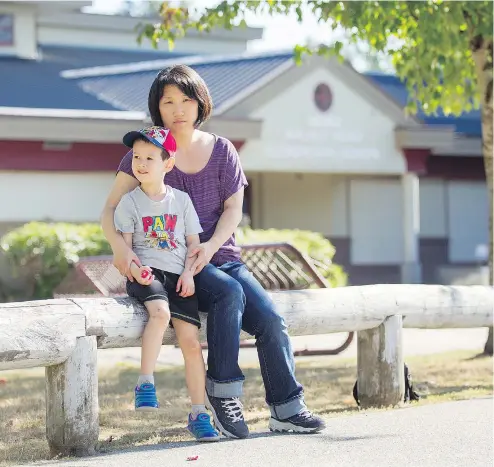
[{"x1": 0, "y1": 350, "x2": 492, "y2": 465}]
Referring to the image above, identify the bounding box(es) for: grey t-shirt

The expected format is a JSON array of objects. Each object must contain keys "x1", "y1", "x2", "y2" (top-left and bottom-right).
[{"x1": 114, "y1": 186, "x2": 203, "y2": 275}]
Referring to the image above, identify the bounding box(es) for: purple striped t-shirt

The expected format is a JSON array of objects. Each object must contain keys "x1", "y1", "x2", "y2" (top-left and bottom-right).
[{"x1": 117, "y1": 135, "x2": 248, "y2": 266}]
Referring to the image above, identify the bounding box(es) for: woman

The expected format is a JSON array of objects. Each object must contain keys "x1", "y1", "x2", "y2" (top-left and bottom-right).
[{"x1": 101, "y1": 65, "x2": 325, "y2": 439}]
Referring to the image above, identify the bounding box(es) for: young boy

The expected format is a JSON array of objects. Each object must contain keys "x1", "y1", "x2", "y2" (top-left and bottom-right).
[{"x1": 113, "y1": 126, "x2": 219, "y2": 442}]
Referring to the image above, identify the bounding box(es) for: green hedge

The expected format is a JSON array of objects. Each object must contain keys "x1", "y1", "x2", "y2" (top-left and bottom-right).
[
  {"x1": 1, "y1": 222, "x2": 346, "y2": 301},
  {"x1": 1, "y1": 222, "x2": 112, "y2": 300}
]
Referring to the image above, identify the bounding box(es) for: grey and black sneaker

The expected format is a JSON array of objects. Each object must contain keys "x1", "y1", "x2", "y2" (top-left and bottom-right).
[
  {"x1": 269, "y1": 409, "x2": 326, "y2": 433},
  {"x1": 205, "y1": 393, "x2": 249, "y2": 439}
]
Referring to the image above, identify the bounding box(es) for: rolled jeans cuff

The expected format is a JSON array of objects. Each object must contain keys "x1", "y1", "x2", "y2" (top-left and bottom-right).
[
  {"x1": 269, "y1": 395, "x2": 307, "y2": 420},
  {"x1": 206, "y1": 376, "x2": 244, "y2": 398}
]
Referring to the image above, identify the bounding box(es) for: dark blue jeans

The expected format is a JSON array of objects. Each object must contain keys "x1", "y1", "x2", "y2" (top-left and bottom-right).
[{"x1": 194, "y1": 261, "x2": 306, "y2": 419}]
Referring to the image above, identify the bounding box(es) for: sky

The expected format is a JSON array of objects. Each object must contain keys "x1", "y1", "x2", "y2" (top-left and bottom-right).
[{"x1": 86, "y1": 0, "x2": 337, "y2": 53}]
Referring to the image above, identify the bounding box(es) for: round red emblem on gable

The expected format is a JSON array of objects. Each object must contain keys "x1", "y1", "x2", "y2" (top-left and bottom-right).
[{"x1": 314, "y1": 83, "x2": 333, "y2": 112}]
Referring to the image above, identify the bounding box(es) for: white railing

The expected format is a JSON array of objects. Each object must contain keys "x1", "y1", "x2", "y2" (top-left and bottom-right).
[{"x1": 1, "y1": 284, "x2": 492, "y2": 457}]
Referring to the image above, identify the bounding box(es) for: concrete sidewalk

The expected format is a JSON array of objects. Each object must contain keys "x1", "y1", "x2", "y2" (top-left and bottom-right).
[{"x1": 29, "y1": 398, "x2": 493, "y2": 467}]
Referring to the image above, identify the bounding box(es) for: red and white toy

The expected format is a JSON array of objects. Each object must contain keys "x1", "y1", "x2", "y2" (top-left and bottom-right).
[{"x1": 141, "y1": 270, "x2": 151, "y2": 279}]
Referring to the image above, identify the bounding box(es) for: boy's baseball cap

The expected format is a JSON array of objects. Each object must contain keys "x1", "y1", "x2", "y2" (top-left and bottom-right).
[{"x1": 123, "y1": 126, "x2": 177, "y2": 154}]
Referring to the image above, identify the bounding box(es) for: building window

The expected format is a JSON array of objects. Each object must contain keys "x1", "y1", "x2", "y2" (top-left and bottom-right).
[
  {"x1": 314, "y1": 83, "x2": 333, "y2": 112},
  {"x1": 0, "y1": 14, "x2": 14, "y2": 46}
]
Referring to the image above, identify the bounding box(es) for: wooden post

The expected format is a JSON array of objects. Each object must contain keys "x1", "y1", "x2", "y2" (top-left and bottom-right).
[
  {"x1": 357, "y1": 315, "x2": 404, "y2": 408},
  {"x1": 45, "y1": 336, "x2": 99, "y2": 457}
]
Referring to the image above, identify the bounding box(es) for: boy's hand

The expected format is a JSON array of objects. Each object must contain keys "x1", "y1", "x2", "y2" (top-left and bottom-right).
[
  {"x1": 135, "y1": 266, "x2": 154, "y2": 286},
  {"x1": 176, "y1": 271, "x2": 195, "y2": 297}
]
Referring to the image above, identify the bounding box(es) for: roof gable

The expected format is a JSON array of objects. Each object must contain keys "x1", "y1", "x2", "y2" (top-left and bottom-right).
[
  {"x1": 239, "y1": 65, "x2": 408, "y2": 175},
  {"x1": 220, "y1": 55, "x2": 418, "y2": 128}
]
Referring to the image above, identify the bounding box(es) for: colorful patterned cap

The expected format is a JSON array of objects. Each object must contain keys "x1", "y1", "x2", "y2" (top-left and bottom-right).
[{"x1": 123, "y1": 126, "x2": 177, "y2": 154}]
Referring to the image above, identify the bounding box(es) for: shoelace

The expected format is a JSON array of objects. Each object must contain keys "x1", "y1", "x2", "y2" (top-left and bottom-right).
[
  {"x1": 135, "y1": 384, "x2": 158, "y2": 405},
  {"x1": 190, "y1": 414, "x2": 218, "y2": 436},
  {"x1": 296, "y1": 409, "x2": 313, "y2": 420},
  {"x1": 222, "y1": 397, "x2": 244, "y2": 423}
]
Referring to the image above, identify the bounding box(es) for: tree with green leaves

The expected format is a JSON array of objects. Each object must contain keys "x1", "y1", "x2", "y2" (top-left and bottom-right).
[{"x1": 139, "y1": 0, "x2": 493, "y2": 355}]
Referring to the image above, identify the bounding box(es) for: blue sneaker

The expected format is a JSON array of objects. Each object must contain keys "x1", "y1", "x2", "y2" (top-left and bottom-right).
[
  {"x1": 187, "y1": 413, "x2": 220, "y2": 442},
  {"x1": 135, "y1": 383, "x2": 159, "y2": 411}
]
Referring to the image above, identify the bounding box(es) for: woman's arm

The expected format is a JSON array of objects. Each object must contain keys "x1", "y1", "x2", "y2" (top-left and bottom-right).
[
  {"x1": 101, "y1": 171, "x2": 140, "y2": 280},
  {"x1": 189, "y1": 188, "x2": 244, "y2": 274},
  {"x1": 209, "y1": 188, "x2": 244, "y2": 252}
]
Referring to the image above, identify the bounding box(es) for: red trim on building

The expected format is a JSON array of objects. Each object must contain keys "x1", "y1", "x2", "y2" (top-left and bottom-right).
[
  {"x1": 403, "y1": 148, "x2": 485, "y2": 180},
  {"x1": 232, "y1": 141, "x2": 245, "y2": 151},
  {"x1": 403, "y1": 149, "x2": 430, "y2": 174},
  {"x1": 0, "y1": 139, "x2": 484, "y2": 180},
  {"x1": 0, "y1": 140, "x2": 246, "y2": 171},
  {"x1": 425, "y1": 155, "x2": 486, "y2": 180},
  {"x1": 0, "y1": 140, "x2": 127, "y2": 171}
]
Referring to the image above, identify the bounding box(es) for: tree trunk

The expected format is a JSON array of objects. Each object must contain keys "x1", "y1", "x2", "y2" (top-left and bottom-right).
[
  {"x1": 484, "y1": 327, "x2": 493, "y2": 356},
  {"x1": 472, "y1": 36, "x2": 493, "y2": 356}
]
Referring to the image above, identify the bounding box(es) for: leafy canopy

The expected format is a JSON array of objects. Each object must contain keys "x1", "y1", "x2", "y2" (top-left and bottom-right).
[{"x1": 138, "y1": 0, "x2": 493, "y2": 115}]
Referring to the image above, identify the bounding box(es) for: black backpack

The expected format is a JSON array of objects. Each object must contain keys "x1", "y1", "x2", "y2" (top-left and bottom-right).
[{"x1": 353, "y1": 363, "x2": 421, "y2": 407}]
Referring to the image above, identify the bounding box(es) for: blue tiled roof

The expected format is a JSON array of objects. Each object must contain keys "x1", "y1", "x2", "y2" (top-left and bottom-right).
[
  {"x1": 71, "y1": 52, "x2": 294, "y2": 113},
  {"x1": 0, "y1": 45, "x2": 189, "y2": 111},
  {"x1": 365, "y1": 72, "x2": 482, "y2": 137},
  {"x1": 0, "y1": 56, "x2": 117, "y2": 110},
  {"x1": 70, "y1": 55, "x2": 481, "y2": 137},
  {"x1": 0, "y1": 45, "x2": 482, "y2": 137}
]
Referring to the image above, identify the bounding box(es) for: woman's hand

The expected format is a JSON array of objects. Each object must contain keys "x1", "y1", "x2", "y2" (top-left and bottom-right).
[
  {"x1": 188, "y1": 241, "x2": 216, "y2": 275},
  {"x1": 113, "y1": 243, "x2": 142, "y2": 281}
]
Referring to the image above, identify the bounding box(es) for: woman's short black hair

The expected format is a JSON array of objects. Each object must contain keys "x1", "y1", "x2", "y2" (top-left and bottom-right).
[
  {"x1": 132, "y1": 134, "x2": 170, "y2": 161},
  {"x1": 148, "y1": 64, "x2": 213, "y2": 128}
]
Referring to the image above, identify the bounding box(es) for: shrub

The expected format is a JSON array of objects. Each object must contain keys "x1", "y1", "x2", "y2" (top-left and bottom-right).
[
  {"x1": 1, "y1": 223, "x2": 347, "y2": 300},
  {"x1": 1, "y1": 222, "x2": 111, "y2": 300}
]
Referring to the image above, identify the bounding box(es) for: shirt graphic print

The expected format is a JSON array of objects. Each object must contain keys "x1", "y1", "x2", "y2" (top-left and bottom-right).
[{"x1": 143, "y1": 213, "x2": 178, "y2": 250}]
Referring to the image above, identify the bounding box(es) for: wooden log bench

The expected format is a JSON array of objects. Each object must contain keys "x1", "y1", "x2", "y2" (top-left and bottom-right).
[
  {"x1": 53, "y1": 244, "x2": 355, "y2": 356},
  {"x1": 1, "y1": 284, "x2": 493, "y2": 457}
]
